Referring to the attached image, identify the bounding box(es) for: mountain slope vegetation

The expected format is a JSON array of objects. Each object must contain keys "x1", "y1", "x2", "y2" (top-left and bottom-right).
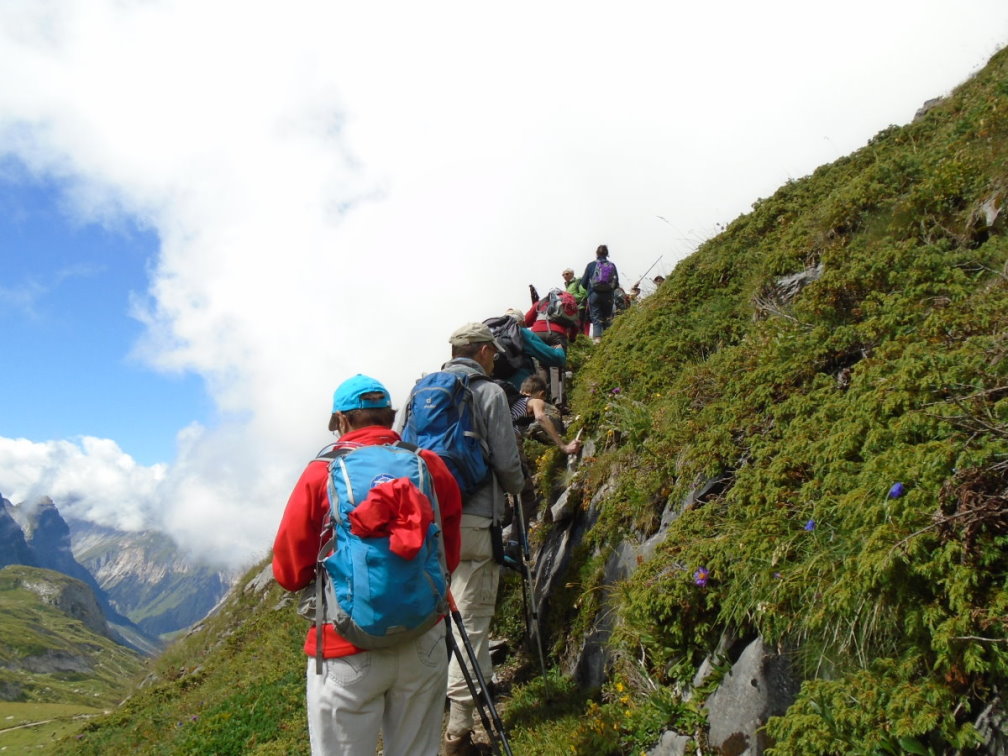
[
  {"x1": 548, "y1": 43, "x2": 1008, "y2": 753},
  {"x1": 56, "y1": 43, "x2": 1008, "y2": 754},
  {"x1": 0, "y1": 566, "x2": 145, "y2": 708}
]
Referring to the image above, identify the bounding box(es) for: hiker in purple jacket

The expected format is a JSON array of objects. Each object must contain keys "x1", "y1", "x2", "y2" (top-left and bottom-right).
[{"x1": 580, "y1": 244, "x2": 620, "y2": 343}]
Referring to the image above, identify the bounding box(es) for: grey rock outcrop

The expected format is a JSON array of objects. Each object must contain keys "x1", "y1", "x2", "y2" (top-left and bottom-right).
[
  {"x1": 974, "y1": 696, "x2": 1008, "y2": 755},
  {"x1": 13, "y1": 568, "x2": 110, "y2": 639},
  {"x1": 704, "y1": 637, "x2": 800, "y2": 755},
  {"x1": 536, "y1": 473, "x2": 735, "y2": 690},
  {"x1": 914, "y1": 96, "x2": 944, "y2": 121},
  {"x1": 648, "y1": 731, "x2": 690, "y2": 756}
]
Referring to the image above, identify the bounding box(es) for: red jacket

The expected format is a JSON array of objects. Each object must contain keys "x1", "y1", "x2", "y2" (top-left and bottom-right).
[{"x1": 272, "y1": 426, "x2": 462, "y2": 659}]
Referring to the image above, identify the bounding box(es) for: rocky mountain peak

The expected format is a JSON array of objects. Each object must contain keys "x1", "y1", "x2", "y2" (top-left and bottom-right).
[
  {"x1": 0, "y1": 499, "x2": 36, "y2": 569},
  {"x1": 19, "y1": 496, "x2": 71, "y2": 552}
]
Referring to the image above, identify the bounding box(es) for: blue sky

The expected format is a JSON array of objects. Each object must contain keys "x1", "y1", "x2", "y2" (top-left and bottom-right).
[
  {"x1": 0, "y1": 173, "x2": 210, "y2": 465},
  {"x1": 0, "y1": 0, "x2": 1006, "y2": 567}
]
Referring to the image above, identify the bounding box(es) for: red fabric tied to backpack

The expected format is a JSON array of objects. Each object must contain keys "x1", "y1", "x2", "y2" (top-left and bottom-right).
[{"x1": 348, "y1": 477, "x2": 434, "y2": 560}]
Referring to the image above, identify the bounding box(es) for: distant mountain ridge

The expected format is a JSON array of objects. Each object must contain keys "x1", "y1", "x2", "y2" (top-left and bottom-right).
[
  {"x1": 67, "y1": 518, "x2": 236, "y2": 638},
  {"x1": 0, "y1": 494, "x2": 236, "y2": 652}
]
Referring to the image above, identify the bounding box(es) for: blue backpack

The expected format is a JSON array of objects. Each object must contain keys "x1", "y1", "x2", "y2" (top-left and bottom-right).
[
  {"x1": 401, "y1": 371, "x2": 491, "y2": 494},
  {"x1": 312, "y1": 441, "x2": 448, "y2": 667},
  {"x1": 590, "y1": 259, "x2": 617, "y2": 292}
]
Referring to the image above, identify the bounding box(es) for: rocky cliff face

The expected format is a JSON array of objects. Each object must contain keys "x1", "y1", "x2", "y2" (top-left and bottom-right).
[
  {"x1": 11, "y1": 497, "x2": 99, "y2": 591},
  {"x1": 0, "y1": 496, "x2": 36, "y2": 568},
  {"x1": 13, "y1": 567, "x2": 110, "y2": 640},
  {"x1": 68, "y1": 519, "x2": 236, "y2": 637}
]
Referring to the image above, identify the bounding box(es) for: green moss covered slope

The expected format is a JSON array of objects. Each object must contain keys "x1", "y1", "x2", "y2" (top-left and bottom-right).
[{"x1": 559, "y1": 44, "x2": 1008, "y2": 753}]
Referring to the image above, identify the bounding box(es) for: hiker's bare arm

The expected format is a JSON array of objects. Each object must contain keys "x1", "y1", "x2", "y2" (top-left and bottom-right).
[{"x1": 529, "y1": 398, "x2": 581, "y2": 455}]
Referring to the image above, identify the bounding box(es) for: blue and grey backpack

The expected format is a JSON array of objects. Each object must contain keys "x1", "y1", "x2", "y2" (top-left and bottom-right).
[
  {"x1": 312, "y1": 441, "x2": 448, "y2": 671},
  {"x1": 400, "y1": 371, "x2": 491, "y2": 494}
]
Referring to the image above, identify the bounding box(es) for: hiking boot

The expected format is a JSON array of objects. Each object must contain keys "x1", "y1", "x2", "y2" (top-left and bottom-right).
[{"x1": 444, "y1": 730, "x2": 492, "y2": 755}]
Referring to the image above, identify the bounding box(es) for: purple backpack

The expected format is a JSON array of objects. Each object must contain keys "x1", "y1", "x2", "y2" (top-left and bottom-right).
[{"x1": 590, "y1": 259, "x2": 617, "y2": 292}]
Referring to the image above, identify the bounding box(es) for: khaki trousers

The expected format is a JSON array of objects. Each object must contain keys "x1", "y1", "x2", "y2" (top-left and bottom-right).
[
  {"x1": 306, "y1": 622, "x2": 447, "y2": 755},
  {"x1": 446, "y1": 514, "x2": 500, "y2": 736}
]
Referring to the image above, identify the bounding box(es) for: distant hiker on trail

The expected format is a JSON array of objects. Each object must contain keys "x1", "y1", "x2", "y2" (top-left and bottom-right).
[
  {"x1": 580, "y1": 244, "x2": 620, "y2": 343},
  {"x1": 398, "y1": 323, "x2": 524, "y2": 756},
  {"x1": 272, "y1": 374, "x2": 463, "y2": 756},
  {"x1": 562, "y1": 267, "x2": 587, "y2": 301},
  {"x1": 511, "y1": 375, "x2": 582, "y2": 456},
  {"x1": 561, "y1": 266, "x2": 589, "y2": 338},
  {"x1": 486, "y1": 308, "x2": 566, "y2": 393},
  {"x1": 524, "y1": 286, "x2": 580, "y2": 352}
]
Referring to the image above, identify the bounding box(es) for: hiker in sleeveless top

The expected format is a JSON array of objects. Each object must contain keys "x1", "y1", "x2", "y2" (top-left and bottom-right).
[
  {"x1": 510, "y1": 375, "x2": 582, "y2": 456},
  {"x1": 272, "y1": 375, "x2": 462, "y2": 756},
  {"x1": 580, "y1": 244, "x2": 620, "y2": 343}
]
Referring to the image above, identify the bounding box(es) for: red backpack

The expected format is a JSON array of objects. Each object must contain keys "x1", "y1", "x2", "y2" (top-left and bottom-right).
[{"x1": 536, "y1": 288, "x2": 578, "y2": 326}]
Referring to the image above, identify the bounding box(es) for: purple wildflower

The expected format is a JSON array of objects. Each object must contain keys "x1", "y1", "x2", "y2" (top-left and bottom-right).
[
  {"x1": 888, "y1": 482, "x2": 905, "y2": 499},
  {"x1": 804, "y1": 519, "x2": 815, "y2": 531},
  {"x1": 610, "y1": 386, "x2": 622, "y2": 395},
  {"x1": 693, "y1": 567, "x2": 709, "y2": 587},
  {"x1": 773, "y1": 572, "x2": 782, "y2": 579}
]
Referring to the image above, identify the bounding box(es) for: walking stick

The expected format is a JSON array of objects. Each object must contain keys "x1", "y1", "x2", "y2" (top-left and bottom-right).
[
  {"x1": 509, "y1": 495, "x2": 547, "y2": 682},
  {"x1": 632, "y1": 254, "x2": 663, "y2": 289},
  {"x1": 445, "y1": 620, "x2": 504, "y2": 756},
  {"x1": 447, "y1": 590, "x2": 514, "y2": 756}
]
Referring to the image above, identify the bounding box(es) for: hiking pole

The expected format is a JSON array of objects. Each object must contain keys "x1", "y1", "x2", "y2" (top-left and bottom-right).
[
  {"x1": 447, "y1": 590, "x2": 514, "y2": 756},
  {"x1": 567, "y1": 428, "x2": 584, "y2": 472},
  {"x1": 510, "y1": 494, "x2": 547, "y2": 682},
  {"x1": 633, "y1": 254, "x2": 663, "y2": 288},
  {"x1": 445, "y1": 620, "x2": 503, "y2": 756}
]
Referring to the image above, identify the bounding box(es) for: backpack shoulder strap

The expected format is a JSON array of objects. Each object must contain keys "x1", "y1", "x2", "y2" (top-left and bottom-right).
[{"x1": 315, "y1": 441, "x2": 361, "y2": 461}]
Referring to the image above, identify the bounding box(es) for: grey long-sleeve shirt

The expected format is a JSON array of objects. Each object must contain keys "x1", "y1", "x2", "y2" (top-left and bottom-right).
[{"x1": 441, "y1": 358, "x2": 524, "y2": 522}]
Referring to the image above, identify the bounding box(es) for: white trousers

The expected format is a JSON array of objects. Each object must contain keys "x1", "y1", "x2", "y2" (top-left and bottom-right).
[
  {"x1": 306, "y1": 622, "x2": 447, "y2": 756},
  {"x1": 446, "y1": 514, "x2": 500, "y2": 736}
]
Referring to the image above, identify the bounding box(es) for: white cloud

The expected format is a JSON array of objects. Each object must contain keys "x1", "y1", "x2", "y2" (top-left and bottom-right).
[
  {"x1": 0, "y1": 436, "x2": 165, "y2": 532},
  {"x1": 0, "y1": 0, "x2": 1005, "y2": 567}
]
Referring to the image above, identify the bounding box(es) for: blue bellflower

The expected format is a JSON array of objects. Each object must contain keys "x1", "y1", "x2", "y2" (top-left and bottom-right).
[{"x1": 693, "y1": 567, "x2": 709, "y2": 587}]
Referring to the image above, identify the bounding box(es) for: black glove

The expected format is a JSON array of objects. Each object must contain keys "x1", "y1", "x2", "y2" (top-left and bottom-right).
[{"x1": 529, "y1": 284, "x2": 539, "y2": 304}]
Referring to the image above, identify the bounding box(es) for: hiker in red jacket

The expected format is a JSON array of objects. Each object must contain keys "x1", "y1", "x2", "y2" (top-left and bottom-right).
[
  {"x1": 273, "y1": 374, "x2": 462, "y2": 756},
  {"x1": 523, "y1": 294, "x2": 580, "y2": 352}
]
